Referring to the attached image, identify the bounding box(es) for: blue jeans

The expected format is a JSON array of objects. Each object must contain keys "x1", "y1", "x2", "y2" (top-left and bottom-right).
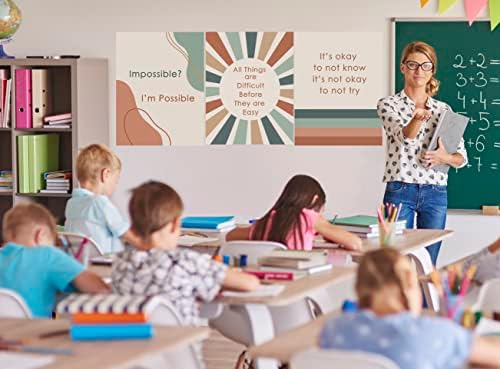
[{"x1": 383, "y1": 181, "x2": 447, "y2": 265}]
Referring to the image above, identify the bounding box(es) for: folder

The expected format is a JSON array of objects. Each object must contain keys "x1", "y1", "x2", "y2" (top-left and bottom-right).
[
  {"x1": 17, "y1": 135, "x2": 30, "y2": 193},
  {"x1": 0, "y1": 78, "x2": 5, "y2": 127},
  {"x1": 31, "y1": 69, "x2": 52, "y2": 128},
  {"x1": 3, "y1": 79, "x2": 11, "y2": 128},
  {"x1": 28, "y1": 134, "x2": 60, "y2": 192},
  {"x1": 15, "y1": 69, "x2": 32, "y2": 129}
]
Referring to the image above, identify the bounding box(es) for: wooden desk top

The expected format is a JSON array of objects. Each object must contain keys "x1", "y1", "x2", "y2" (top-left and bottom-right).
[
  {"x1": 216, "y1": 266, "x2": 356, "y2": 307},
  {"x1": 361, "y1": 229, "x2": 454, "y2": 255},
  {"x1": 0, "y1": 318, "x2": 209, "y2": 369},
  {"x1": 247, "y1": 309, "x2": 337, "y2": 362}
]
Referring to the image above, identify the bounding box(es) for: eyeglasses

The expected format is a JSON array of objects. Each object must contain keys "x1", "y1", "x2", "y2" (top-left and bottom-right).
[{"x1": 403, "y1": 60, "x2": 434, "y2": 72}]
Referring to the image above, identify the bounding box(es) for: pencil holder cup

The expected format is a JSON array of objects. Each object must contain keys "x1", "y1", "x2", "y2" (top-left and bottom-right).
[
  {"x1": 445, "y1": 294, "x2": 465, "y2": 323},
  {"x1": 378, "y1": 221, "x2": 397, "y2": 247}
]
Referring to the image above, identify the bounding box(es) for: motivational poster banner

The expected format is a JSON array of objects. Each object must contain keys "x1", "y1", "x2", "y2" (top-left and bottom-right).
[{"x1": 116, "y1": 31, "x2": 382, "y2": 146}]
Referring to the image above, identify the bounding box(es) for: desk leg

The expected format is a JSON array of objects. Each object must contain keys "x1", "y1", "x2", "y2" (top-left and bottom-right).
[{"x1": 243, "y1": 304, "x2": 279, "y2": 369}]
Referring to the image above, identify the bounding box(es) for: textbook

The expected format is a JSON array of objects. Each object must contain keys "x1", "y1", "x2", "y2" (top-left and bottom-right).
[
  {"x1": 260, "y1": 263, "x2": 333, "y2": 276},
  {"x1": 70, "y1": 323, "x2": 153, "y2": 341},
  {"x1": 332, "y1": 215, "x2": 406, "y2": 234},
  {"x1": 428, "y1": 110, "x2": 469, "y2": 173},
  {"x1": 258, "y1": 250, "x2": 329, "y2": 270},
  {"x1": 72, "y1": 313, "x2": 147, "y2": 324},
  {"x1": 181, "y1": 216, "x2": 235, "y2": 230},
  {"x1": 244, "y1": 269, "x2": 295, "y2": 281}
]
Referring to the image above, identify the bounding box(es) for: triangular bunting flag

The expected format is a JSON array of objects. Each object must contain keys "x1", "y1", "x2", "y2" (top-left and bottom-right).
[
  {"x1": 420, "y1": 0, "x2": 430, "y2": 7},
  {"x1": 465, "y1": 0, "x2": 488, "y2": 25},
  {"x1": 438, "y1": 0, "x2": 458, "y2": 13},
  {"x1": 490, "y1": 0, "x2": 500, "y2": 30}
]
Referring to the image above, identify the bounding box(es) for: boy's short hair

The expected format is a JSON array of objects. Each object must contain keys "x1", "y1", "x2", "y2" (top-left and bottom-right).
[
  {"x1": 3, "y1": 203, "x2": 58, "y2": 243},
  {"x1": 76, "y1": 144, "x2": 122, "y2": 184},
  {"x1": 129, "y1": 181, "x2": 184, "y2": 240}
]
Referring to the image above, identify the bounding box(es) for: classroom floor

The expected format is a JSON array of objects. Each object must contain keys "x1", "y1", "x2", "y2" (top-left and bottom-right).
[{"x1": 203, "y1": 329, "x2": 245, "y2": 369}]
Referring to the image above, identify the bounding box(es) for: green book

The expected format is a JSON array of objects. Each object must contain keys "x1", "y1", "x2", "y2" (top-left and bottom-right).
[
  {"x1": 331, "y1": 215, "x2": 378, "y2": 228},
  {"x1": 17, "y1": 135, "x2": 30, "y2": 193},
  {"x1": 28, "y1": 134, "x2": 60, "y2": 193}
]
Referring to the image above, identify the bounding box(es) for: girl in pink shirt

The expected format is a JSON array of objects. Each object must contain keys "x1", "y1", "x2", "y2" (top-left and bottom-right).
[{"x1": 226, "y1": 175, "x2": 362, "y2": 251}]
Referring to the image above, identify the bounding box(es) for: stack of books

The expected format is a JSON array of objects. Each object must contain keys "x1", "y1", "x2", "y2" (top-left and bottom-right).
[
  {"x1": 181, "y1": 216, "x2": 236, "y2": 233},
  {"x1": 56, "y1": 294, "x2": 154, "y2": 341},
  {"x1": 0, "y1": 170, "x2": 12, "y2": 192},
  {"x1": 253, "y1": 250, "x2": 333, "y2": 280},
  {"x1": 0, "y1": 69, "x2": 11, "y2": 128},
  {"x1": 332, "y1": 215, "x2": 406, "y2": 238},
  {"x1": 41, "y1": 170, "x2": 72, "y2": 194},
  {"x1": 43, "y1": 113, "x2": 72, "y2": 129},
  {"x1": 17, "y1": 134, "x2": 60, "y2": 193}
]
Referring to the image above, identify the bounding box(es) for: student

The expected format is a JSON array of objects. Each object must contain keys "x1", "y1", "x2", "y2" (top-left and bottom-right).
[
  {"x1": 112, "y1": 181, "x2": 259, "y2": 325},
  {"x1": 65, "y1": 144, "x2": 138, "y2": 253},
  {"x1": 462, "y1": 237, "x2": 500, "y2": 284},
  {"x1": 0, "y1": 203, "x2": 109, "y2": 318},
  {"x1": 319, "y1": 248, "x2": 500, "y2": 369},
  {"x1": 226, "y1": 174, "x2": 362, "y2": 251}
]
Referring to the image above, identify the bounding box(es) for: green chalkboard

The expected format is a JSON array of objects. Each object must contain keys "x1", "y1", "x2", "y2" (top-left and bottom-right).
[{"x1": 395, "y1": 20, "x2": 500, "y2": 209}]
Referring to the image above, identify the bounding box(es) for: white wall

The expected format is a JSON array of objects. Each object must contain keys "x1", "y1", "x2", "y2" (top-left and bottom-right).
[{"x1": 12, "y1": 0, "x2": 499, "y2": 265}]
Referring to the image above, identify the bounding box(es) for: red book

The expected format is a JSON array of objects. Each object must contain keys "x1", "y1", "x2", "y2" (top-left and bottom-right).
[
  {"x1": 71, "y1": 313, "x2": 147, "y2": 324},
  {"x1": 244, "y1": 269, "x2": 295, "y2": 281}
]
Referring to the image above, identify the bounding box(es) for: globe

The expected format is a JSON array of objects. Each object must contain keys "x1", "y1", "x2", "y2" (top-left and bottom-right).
[{"x1": 0, "y1": 0, "x2": 21, "y2": 58}]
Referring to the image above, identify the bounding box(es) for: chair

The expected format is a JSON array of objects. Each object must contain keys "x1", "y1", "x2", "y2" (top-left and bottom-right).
[
  {"x1": 102, "y1": 295, "x2": 204, "y2": 369},
  {"x1": 291, "y1": 349, "x2": 400, "y2": 369},
  {"x1": 0, "y1": 288, "x2": 32, "y2": 318},
  {"x1": 475, "y1": 278, "x2": 500, "y2": 311},
  {"x1": 57, "y1": 232, "x2": 103, "y2": 266},
  {"x1": 407, "y1": 248, "x2": 440, "y2": 311},
  {"x1": 210, "y1": 241, "x2": 318, "y2": 348}
]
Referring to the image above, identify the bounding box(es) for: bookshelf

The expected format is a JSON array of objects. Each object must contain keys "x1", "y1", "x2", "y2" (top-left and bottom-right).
[{"x1": 0, "y1": 58, "x2": 109, "y2": 241}]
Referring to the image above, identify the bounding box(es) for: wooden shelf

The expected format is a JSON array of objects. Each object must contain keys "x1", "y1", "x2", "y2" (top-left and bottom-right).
[
  {"x1": 16, "y1": 192, "x2": 71, "y2": 198},
  {"x1": 0, "y1": 128, "x2": 11, "y2": 132},
  {"x1": 15, "y1": 128, "x2": 72, "y2": 133},
  {"x1": 0, "y1": 191, "x2": 12, "y2": 196}
]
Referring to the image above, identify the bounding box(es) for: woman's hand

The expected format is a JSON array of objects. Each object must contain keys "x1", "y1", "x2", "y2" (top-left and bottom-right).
[
  {"x1": 413, "y1": 108, "x2": 432, "y2": 122},
  {"x1": 422, "y1": 137, "x2": 450, "y2": 167}
]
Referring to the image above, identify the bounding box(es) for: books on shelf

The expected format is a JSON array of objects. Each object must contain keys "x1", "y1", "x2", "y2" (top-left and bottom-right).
[
  {"x1": 43, "y1": 113, "x2": 71, "y2": 129},
  {"x1": 181, "y1": 216, "x2": 235, "y2": 230},
  {"x1": 332, "y1": 215, "x2": 406, "y2": 237},
  {"x1": 57, "y1": 294, "x2": 156, "y2": 341},
  {"x1": 0, "y1": 170, "x2": 13, "y2": 191},
  {"x1": 17, "y1": 134, "x2": 60, "y2": 193},
  {"x1": 0, "y1": 69, "x2": 12, "y2": 129},
  {"x1": 41, "y1": 170, "x2": 72, "y2": 194}
]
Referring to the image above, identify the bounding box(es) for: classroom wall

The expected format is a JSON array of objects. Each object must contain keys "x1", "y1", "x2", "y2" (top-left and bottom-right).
[{"x1": 12, "y1": 0, "x2": 499, "y2": 265}]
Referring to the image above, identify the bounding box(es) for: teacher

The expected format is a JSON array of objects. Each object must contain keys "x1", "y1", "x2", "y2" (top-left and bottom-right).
[{"x1": 377, "y1": 41, "x2": 468, "y2": 265}]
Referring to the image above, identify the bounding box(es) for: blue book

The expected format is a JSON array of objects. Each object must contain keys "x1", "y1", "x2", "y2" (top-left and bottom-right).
[
  {"x1": 181, "y1": 216, "x2": 235, "y2": 230},
  {"x1": 70, "y1": 323, "x2": 153, "y2": 341}
]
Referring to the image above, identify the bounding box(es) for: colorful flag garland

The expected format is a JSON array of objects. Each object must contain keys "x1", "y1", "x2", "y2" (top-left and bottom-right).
[{"x1": 423, "y1": 0, "x2": 500, "y2": 30}]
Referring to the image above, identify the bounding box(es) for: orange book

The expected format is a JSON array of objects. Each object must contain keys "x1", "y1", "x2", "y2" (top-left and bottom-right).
[{"x1": 71, "y1": 313, "x2": 147, "y2": 324}]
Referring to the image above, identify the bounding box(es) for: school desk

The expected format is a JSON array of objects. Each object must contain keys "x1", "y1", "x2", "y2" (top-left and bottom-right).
[{"x1": 0, "y1": 318, "x2": 209, "y2": 369}]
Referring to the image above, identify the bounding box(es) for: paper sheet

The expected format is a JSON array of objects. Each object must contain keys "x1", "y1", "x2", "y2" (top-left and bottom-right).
[
  {"x1": 0, "y1": 353, "x2": 55, "y2": 369},
  {"x1": 221, "y1": 284, "x2": 285, "y2": 297}
]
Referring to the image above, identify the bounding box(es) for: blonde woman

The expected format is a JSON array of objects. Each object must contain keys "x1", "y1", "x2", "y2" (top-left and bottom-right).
[{"x1": 377, "y1": 41, "x2": 468, "y2": 265}]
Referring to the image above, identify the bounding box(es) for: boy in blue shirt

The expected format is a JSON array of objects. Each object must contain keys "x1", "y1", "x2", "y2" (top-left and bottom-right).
[
  {"x1": 0, "y1": 203, "x2": 109, "y2": 318},
  {"x1": 64, "y1": 144, "x2": 138, "y2": 253}
]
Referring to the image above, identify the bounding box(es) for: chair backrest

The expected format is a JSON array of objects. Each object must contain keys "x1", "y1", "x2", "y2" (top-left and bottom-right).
[
  {"x1": 476, "y1": 278, "x2": 500, "y2": 311},
  {"x1": 0, "y1": 288, "x2": 32, "y2": 318},
  {"x1": 146, "y1": 296, "x2": 203, "y2": 369},
  {"x1": 407, "y1": 248, "x2": 439, "y2": 311},
  {"x1": 57, "y1": 232, "x2": 103, "y2": 266},
  {"x1": 291, "y1": 349, "x2": 400, "y2": 369},
  {"x1": 218, "y1": 240, "x2": 286, "y2": 265}
]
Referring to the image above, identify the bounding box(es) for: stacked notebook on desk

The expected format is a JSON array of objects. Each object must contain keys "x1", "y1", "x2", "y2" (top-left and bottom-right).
[
  {"x1": 57, "y1": 294, "x2": 155, "y2": 341},
  {"x1": 181, "y1": 215, "x2": 236, "y2": 233},
  {"x1": 251, "y1": 250, "x2": 332, "y2": 280},
  {"x1": 332, "y1": 215, "x2": 406, "y2": 238}
]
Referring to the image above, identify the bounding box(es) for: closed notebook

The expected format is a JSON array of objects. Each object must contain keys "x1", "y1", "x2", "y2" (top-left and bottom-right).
[
  {"x1": 70, "y1": 323, "x2": 153, "y2": 341},
  {"x1": 31, "y1": 69, "x2": 52, "y2": 128},
  {"x1": 15, "y1": 69, "x2": 32, "y2": 129},
  {"x1": 428, "y1": 110, "x2": 469, "y2": 173},
  {"x1": 16, "y1": 135, "x2": 30, "y2": 193},
  {"x1": 28, "y1": 134, "x2": 60, "y2": 193},
  {"x1": 182, "y1": 216, "x2": 235, "y2": 229}
]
